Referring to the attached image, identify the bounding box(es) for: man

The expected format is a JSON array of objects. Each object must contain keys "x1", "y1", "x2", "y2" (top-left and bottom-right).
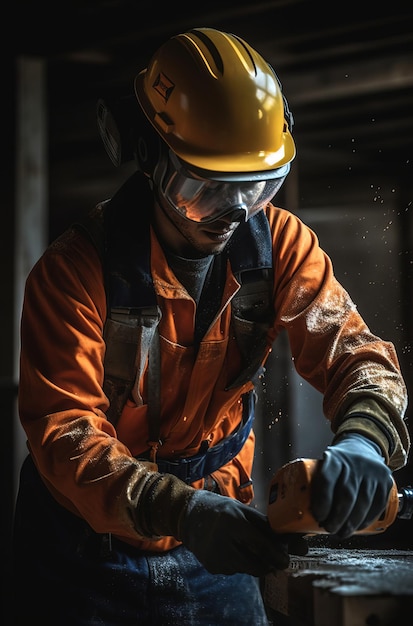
[{"x1": 12, "y1": 27, "x2": 410, "y2": 625}]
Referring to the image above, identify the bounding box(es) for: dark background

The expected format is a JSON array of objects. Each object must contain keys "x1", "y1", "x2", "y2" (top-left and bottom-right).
[{"x1": 3, "y1": 1, "x2": 413, "y2": 609}]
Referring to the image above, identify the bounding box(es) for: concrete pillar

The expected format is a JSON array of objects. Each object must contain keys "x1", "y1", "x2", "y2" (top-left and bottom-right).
[{"x1": 13, "y1": 56, "x2": 48, "y2": 506}]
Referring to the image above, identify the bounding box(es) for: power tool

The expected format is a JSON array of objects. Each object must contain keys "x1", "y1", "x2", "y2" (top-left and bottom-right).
[{"x1": 267, "y1": 458, "x2": 413, "y2": 535}]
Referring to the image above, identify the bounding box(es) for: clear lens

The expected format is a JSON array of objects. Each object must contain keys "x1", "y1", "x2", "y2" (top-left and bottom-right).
[{"x1": 161, "y1": 152, "x2": 287, "y2": 223}]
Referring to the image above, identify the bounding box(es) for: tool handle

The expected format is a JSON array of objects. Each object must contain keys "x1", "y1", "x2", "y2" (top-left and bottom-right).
[{"x1": 267, "y1": 458, "x2": 401, "y2": 535}]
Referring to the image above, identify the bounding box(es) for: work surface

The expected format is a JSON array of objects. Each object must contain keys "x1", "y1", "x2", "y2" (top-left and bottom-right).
[{"x1": 263, "y1": 546, "x2": 413, "y2": 626}]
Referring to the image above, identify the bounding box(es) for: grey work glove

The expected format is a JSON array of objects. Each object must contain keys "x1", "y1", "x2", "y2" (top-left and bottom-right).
[
  {"x1": 135, "y1": 473, "x2": 291, "y2": 576},
  {"x1": 179, "y1": 489, "x2": 291, "y2": 575},
  {"x1": 310, "y1": 432, "x2": 394, "y2": 538}
]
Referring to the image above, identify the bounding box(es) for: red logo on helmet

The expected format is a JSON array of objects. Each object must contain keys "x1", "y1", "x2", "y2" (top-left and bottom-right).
[{"x1": 152, "y1": 72, "x2": 175, "y2": 103}]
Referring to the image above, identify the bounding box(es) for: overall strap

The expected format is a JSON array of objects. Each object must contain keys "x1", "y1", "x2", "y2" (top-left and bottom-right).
[
  {"x1": 102, "y1": 174, "x2": 162, "y2": 438},
  {"x1": 75, "y1": 173, "x2": 162, "y2": 429},
  {"x1": 226, "y1": 211, "x2": 274, "y2": 389}
]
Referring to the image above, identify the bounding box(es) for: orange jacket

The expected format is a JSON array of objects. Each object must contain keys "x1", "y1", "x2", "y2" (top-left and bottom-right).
[{"x1": 18, "y1": 202, "x2": 410, "y2": 551}]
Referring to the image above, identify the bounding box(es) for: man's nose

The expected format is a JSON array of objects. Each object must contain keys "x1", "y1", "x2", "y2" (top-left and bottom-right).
[{"x1": 221, "y1": 204, "x2": 248, "y2": 223}]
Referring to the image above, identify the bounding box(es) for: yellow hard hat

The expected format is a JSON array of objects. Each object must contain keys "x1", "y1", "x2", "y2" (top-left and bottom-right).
[{"x1": 134, "y1": 27, "x2": 295, "y2": 178}]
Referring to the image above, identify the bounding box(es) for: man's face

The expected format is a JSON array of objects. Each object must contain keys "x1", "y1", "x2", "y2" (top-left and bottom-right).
[
  {"x1": 154, "y1": 196, "x2": 242, "y2": 257},
  {"x1": 152, "y1": 149, "x2": 287, "y2": 257}
]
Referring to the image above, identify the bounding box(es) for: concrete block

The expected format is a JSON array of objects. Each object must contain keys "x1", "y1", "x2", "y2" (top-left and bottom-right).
[{"x1": 263, "y1": 547, "x2": 413, "y2": 625}]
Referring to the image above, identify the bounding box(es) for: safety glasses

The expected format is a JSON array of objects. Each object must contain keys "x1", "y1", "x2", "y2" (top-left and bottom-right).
[{"x1": 160, "y1": 151, "x2": 289, "y2": 223}]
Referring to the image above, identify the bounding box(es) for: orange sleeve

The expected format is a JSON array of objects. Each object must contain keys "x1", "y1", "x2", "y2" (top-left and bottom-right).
[
  {"x1": 18, "y1": 227, "x2": 156, "y2": 541},
  {"x1": 266, "y1": 206, "x2": 409, "y2": 469}
]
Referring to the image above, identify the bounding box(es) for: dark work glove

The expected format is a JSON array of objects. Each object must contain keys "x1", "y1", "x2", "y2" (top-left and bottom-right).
[
  {"x1": 179, "y1": 489, "x2": 290, "y2": 575},
  {"x1": 134, "y1": 473, "x2": 291, "y2": 576},
  {"x1": 310, "y1": 432, "x2": 394, "y2": 538}
]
